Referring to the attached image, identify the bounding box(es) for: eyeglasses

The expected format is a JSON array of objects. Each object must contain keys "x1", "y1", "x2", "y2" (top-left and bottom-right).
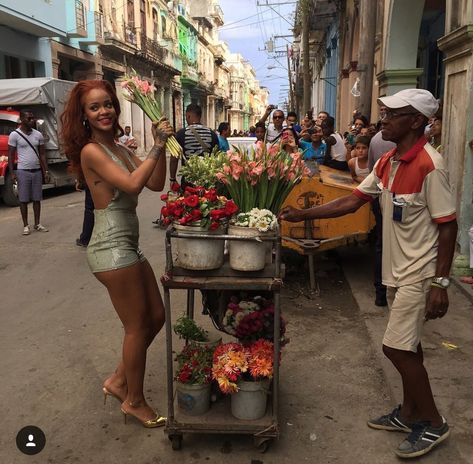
[
  {"x1": 273, "y1": 115, "x2": 284, "y2": 119},
  {"x1": 380, "y1": 110, "x2": 419, "y2": 120}
]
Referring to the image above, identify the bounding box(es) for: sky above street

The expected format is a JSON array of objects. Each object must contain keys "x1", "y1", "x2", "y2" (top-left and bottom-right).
[{"x1": 218, "y1": 0, "x2": 296, "y2": 109}]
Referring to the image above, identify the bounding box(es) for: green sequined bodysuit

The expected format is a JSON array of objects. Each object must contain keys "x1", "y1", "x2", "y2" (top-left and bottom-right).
[{"x1": 86, "y1": 143, "x2": 145, "y2": 273}]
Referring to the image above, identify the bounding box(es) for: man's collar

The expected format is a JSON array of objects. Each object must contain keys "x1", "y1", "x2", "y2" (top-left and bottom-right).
[{"x1": 390, "y1": 136, "x2": 427, "y2": 163}]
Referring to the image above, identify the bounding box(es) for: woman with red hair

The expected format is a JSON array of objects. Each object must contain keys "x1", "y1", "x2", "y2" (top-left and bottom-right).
[{"x1": 61, "y1": 80, "x2": 172, "y2": 428}]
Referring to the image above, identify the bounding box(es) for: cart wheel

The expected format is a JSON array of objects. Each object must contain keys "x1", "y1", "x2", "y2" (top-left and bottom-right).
[
  {"x1": 254, "y1": 437, "x2": 271, "y2": 453},
  {"x1": 170, "y1": 434, "x2": 182, "y2": 450}
]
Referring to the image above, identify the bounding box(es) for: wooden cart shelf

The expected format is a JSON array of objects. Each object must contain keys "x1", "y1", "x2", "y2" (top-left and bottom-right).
[{"x1": 161, "y1": 226, "x2": 282, "y2": 452}]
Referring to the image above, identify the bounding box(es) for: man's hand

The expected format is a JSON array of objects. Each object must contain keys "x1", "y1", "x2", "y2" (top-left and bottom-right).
[
  {"x1": 424, "y1": 286, "x2": 449, "y2": 320},
  {"x1": 278, "y1": 206, "x2": 306, "y2": 222},
  {"x1": 44, "y1": 171, "x2": 51, "y2": 184}
]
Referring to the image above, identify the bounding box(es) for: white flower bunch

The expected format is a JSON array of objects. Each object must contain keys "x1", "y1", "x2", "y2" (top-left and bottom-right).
[{"x1": 234, "y1": 208, "x2": 277, "y2": 233}]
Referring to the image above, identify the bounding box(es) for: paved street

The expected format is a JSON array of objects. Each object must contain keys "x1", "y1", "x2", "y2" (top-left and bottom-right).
[{"x1": 1, "y1": 188, "x2": 472, "y2": 464}]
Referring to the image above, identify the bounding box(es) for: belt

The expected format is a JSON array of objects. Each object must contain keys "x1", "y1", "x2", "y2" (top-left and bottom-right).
[{"x1": 18, "y1": 168, "x2": 41, "y2": 172}]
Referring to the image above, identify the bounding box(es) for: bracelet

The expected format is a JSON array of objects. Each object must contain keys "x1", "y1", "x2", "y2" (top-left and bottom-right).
[
  {"x1": 169, "y1": 177, "x2": 176, "y2": 182},
  {"x1": 430, "y1": 282, "x2": 446, "y2": 289}
]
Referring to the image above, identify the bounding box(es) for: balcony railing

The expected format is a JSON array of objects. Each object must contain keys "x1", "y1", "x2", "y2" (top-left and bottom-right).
[
  {"x1": 211, "y1": 4, "x2": 224, "y2": 26},
  {"x1": 140, "y1": 33, "x2": 166, "y2": 63},
  {"x1": 68, "y1": 0, "x2": 87, "y2": 38},
  {"x1": 94, "y1": 11, "x2": 103, "y2": 41},
  {"x1": 80, "y1": 10, "x2": 104, "y2": 45}
]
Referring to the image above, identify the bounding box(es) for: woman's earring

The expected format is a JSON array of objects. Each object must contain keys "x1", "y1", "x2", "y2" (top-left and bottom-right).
[{"x1": 83, "y1": 119, "x2": 90, "y2": 130}]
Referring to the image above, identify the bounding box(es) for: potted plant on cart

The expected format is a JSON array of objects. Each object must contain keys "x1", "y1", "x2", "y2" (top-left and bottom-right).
[
  {"x1": 173, "y1": 314, "x2": 222, "y2": 349},
  {"x1": 212, "y1": 339, "x2": 274, "y2": 420},
  {"x1": 160, "y1": 187, "x2": 239, "y2": 270},
  {"x1": 175, "y1": 343, "x2": 214, "y2": 416},
  {"x1": 228, "y1": 208, "x2": 278, "y2": 271}
]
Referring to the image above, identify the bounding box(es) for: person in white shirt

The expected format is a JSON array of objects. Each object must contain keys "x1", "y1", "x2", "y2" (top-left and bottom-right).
[
  {"x1": 258, "y1": 105, "x2": 286, "y2": 143},
  {"x1": 321, "y1": 116, "x2": 348, "y2": 170},
  {"x1": 8, "y1": 109, "x2": 49, "y2": 235},
  {"x1": 118, "y1": 125, "x2": 138, "y2": 151}
]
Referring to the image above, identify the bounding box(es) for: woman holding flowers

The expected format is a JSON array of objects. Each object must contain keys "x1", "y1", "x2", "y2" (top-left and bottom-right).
[{"x1": 61, "y1": 80, "x2": 172, "y2": 428}]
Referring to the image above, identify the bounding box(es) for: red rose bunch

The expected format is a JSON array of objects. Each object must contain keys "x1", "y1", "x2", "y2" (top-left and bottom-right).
[
  {"x1": 175, "y1": 343, "x2": 214, "y2": 385},
  {"x1": 160, "y1": 186, "x2": 238, "y2": 230}
]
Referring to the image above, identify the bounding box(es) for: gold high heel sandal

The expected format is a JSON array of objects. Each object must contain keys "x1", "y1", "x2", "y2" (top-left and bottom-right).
[
  {"x1": 121, "y1": 407, "x2": 166, "y2": 428},
  {"x1": 102, "y1": 387, "x2": 123, "y2": 405}
]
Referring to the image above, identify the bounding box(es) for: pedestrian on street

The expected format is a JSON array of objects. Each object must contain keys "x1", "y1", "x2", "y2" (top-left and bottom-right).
[
  {"x1": 61, "y1": 79, "x2": 173, "y2": 428},
  {"x1": 279, "y1": 88, "x2": 457, "y2": 459},
  {"x1": 368, "y1": 110, "x2": 396, "y2": 307},
  {"x1": 7, "y1": 109, "x2": 50, "y2": 235},
  {"x1": 170, "y1": 103, "x2": 219, "y2": 189},
  {"x1": 217, "y1": 121, "x2": 231, "y2": 152},
  {"x1": 75, "y1": 179, "x2": 94, "y2": 247},
  {"x1": 118, "y1": 125, "x2": 138, "y2": 152}
]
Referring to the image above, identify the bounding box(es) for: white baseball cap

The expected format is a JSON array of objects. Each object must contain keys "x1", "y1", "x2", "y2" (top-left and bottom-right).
[{"x1": 377, "y1": 89, "x2": 439, "y2": 118}]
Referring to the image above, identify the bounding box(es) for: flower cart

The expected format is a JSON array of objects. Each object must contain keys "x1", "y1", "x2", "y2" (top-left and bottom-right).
[{"x1": 160, "y1": 226, "x2": 283, "y2": 452}]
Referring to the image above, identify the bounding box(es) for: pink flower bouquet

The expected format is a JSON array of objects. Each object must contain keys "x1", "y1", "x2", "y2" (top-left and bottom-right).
[
  {"x1": 120, "y1": 71, "x2": 182, "y2": 158},
  {"x1": 216, "y1": 142, "x2": 310, "y2": 213}
]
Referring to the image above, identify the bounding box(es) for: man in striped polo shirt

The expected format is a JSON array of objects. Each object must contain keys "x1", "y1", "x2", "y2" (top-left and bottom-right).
[
  {"x1": 279, "y1": 89, "x2": 457, "y2": 459},
  {"x1": 170, "y1": 103, "x2": 219, "y2": 188}
]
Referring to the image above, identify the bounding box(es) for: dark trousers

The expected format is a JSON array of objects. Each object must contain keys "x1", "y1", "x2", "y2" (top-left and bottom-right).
[
  {"x1": 79, "y1": 185, "x2": 94, "y2": 245},
  {"x1": 372, "y1": 198, "x2": 386, "y2": 299}
]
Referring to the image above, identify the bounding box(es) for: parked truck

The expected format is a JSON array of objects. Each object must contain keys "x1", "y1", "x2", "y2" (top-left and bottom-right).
[{"x1": 0, "y1": 78, "x2": 76, "y2": 206}]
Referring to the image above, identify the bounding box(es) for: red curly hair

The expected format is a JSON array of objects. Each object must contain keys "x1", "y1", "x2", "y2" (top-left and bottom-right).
[{"x1": 60, "y1": 80, "x2": 124, "y2": 180}]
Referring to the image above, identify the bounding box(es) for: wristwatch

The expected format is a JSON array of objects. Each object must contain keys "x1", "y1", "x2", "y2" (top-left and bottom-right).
[{"x1": 431, "y1": 277, "x2": 451, "y2": 289}]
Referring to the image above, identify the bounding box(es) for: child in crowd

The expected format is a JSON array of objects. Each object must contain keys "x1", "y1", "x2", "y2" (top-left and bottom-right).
[
  {"x1": 299, "y1": 125, "x2": 326, "y2": 163},
  {"x1": 348, "y1": 135, "x2": 370, "y2": 183}
]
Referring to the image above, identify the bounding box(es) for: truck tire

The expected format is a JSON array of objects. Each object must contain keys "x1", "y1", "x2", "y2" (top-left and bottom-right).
[{"x1": 2, "y1": 171, "x2": 20, "y2": 207}]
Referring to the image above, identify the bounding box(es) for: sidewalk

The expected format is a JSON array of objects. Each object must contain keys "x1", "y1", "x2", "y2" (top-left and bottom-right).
[{"x1": 339, "y1": 245, "x2": 473, "y2": 463}]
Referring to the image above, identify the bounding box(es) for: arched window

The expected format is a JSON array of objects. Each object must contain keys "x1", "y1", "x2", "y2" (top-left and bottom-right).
[
  {"x1": 152, "y1": 8, "x2": 159, "y2": 41},
  {"x1": 161, "y1": 15, "x2": 167, "y2": 38}
]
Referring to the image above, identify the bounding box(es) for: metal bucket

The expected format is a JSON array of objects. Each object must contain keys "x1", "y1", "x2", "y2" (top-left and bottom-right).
[
  {"x1": 228, "y1": 225, "x2": 270, "y2": 271},
  {"x1": 231, "y1": 378, "x2": 270, "y2": 420},
  {"x1": 176, "y1": 382, "x2": 211, "y2": 416},
  {"x1": 174, "y1": 223, "x2": 224, "y2": 270}
]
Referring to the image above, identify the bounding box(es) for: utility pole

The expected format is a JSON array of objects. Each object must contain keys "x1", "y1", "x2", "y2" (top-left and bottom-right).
[
  {"x1": 358, "y1": 0, "x2": 376, "y2": 121},
  {"x1": 286, "y1": 44, "x2": 294, "y2": 110},
  {"x1": 302, "y1": 0, "x2": 311, "y2": 116}
]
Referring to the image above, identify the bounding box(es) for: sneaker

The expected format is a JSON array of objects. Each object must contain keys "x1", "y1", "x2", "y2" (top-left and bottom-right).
[
  {"x1": 34, "y1": 224, "x2": 49, "y2": 232},
  {"x1": 367, "y1": 405, "x2": 412, "y2": 432},
  {"x1": 75, "y1": 238, "x2": 87, "y2": 247},
  {"x1": 395, "y1": 417, "x2": 450, "y2": 459},
  {"x1": 22, "y1": 225, "x2": 31, "y2": 235}
]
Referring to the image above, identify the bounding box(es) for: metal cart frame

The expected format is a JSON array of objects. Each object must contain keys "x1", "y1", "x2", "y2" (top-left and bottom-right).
[{"x1": 161, "y1": 226, "x2": 283, "y2": 452}]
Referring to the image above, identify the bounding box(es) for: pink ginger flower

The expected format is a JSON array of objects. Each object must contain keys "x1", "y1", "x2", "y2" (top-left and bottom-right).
[
  {"x1": 230, "y1": 162, "x2": 243, "y2": 181},
  {"x1": 268, "y1": 144, "x2": 279, "y2": 157}
]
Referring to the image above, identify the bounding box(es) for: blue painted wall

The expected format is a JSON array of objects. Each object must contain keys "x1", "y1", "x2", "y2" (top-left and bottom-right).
[
  {"x1": 324, "y1": 24, "x2": 339, "y2": 121},
  {"x1": 0, "y1": 0, "x2": 67, "y2": 36}
]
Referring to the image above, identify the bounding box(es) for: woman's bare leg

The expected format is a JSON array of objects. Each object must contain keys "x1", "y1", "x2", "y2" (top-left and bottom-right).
[
  {"x1": 102, "y1": 260, "x2": 165, "y2": 402},
  {"x1": 95, "y1": 262, "x2": 157, "y2": 422}
]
